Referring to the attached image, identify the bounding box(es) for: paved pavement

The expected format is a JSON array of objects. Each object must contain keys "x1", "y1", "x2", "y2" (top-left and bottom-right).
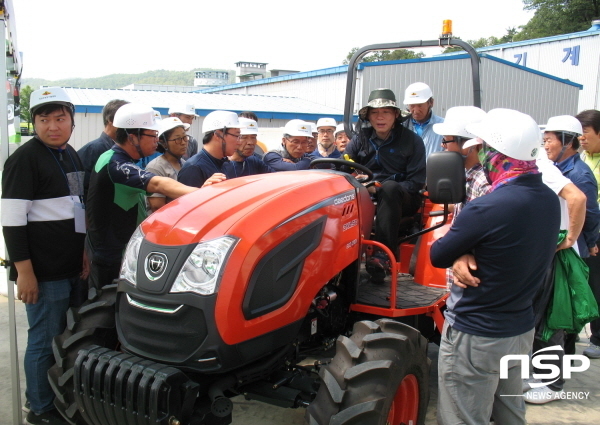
[{"x1": 2, "y1": 286, "x2": 599, "y2": 425}]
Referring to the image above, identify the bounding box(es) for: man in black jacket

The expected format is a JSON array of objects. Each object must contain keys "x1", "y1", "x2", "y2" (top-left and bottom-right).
[
  {"x1": 345, "y1": 88, "x2": 426, "y2": 281},
  {"x1": 2, "y1": 87, "x2": 84, "y2": 425}
]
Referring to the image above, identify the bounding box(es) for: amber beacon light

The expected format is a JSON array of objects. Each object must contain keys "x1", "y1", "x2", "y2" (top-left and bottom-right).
[{"x1": 442, "y1": 20, "x2": 453, "y2": 36}]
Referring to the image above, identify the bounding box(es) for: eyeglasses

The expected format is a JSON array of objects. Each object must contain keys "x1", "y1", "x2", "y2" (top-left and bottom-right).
[
  {"x1": 168, "y1": 135, "x2": 190, "y2": 144},
  {"x1": 225, "y1": 131, "x2": 241, "y2": 140},
  {"x1": 441, "y1": 140, "x2": 456, "y2": 147},
  {"x1": 141, "y1": 132, "x2": 159, "y2": 139},
  {"x1": 285, "y1": 138, "x2": 309, "y2": 146},
  {"x1": 318, "y1": 129, "x2": 334, "y2": 134}
]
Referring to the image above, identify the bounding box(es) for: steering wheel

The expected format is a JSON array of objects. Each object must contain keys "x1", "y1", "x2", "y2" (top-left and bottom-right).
[{"x1": 309, "y1": 158, "x2": 374, "y2": 183}]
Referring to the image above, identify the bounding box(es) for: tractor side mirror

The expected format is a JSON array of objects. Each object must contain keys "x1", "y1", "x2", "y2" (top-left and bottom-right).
[{"x1": 426, "y1": 152, "x2": 466, "y2": 204}]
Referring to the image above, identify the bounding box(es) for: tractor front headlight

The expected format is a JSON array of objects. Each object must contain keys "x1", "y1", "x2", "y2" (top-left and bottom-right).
[
  {"x1": 170, "y1": 236, "x2": 238, "y2": 296},
  {"x1": 120, "y1": 226, "x2": 145, "y2": 285}
]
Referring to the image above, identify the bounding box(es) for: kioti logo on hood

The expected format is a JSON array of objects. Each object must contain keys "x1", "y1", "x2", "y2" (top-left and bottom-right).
[{"x1": 145, "y1": 252, "x2": 168, "y2": 281}]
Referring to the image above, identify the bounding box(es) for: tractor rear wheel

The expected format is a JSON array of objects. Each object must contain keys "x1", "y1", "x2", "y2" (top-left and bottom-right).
[
  {"x1": 306, "y1": 319, "x2": 430, "y2": 425},
  {"x1": 48, "y1": 284, "x2": 118, "y2": 425}
]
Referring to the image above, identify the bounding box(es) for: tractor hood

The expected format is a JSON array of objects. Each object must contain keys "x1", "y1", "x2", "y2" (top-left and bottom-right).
[
  {"x1": 141, "y1": 170, "x2": 359, "y2": 246},
  {"x1": 119, "y1": 169, "x2": 374, "y2": 356}
]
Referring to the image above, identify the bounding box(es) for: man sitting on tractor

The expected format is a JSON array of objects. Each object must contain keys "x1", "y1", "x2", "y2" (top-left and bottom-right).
[{"x1": 344, "y1": 88, "x2": 426, "y2": 282}]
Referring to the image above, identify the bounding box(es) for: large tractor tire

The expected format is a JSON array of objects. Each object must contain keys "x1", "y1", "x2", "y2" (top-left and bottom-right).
[
  {"x1": 48, "y1": 284, "x2": 119, "y2": 425},
  {"x1": 306, "y1": 319, "x2": 430, "y2": 425}
]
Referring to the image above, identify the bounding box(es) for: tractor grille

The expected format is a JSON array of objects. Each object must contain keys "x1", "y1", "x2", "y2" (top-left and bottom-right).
[
  {"x1": 73, "y1": 345, "x2": 195, "y2": 425},
  {"x1": 117, "y1": 294, "x2": 208, "y2": 363}
]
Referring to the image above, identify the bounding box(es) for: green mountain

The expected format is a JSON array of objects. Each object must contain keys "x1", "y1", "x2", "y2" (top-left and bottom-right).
[{"x1": 22, "y1": 68, "x2": 236, "y2": 90}]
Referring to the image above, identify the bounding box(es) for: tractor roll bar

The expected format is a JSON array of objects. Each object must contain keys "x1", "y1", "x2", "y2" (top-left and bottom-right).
[{"x1": 343, "y1": 38, "x2": 481, "y2": 137}]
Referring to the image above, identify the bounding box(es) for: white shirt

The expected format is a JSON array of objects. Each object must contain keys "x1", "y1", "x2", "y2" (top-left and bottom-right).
[{"x1": 537, "y1": 156, "x2": 577, "y2": 253}]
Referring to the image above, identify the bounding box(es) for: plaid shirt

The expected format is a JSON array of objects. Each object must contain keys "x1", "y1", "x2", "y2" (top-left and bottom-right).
[{"x1": 446, "y1": 163, "x2": 492, "y2": 288}]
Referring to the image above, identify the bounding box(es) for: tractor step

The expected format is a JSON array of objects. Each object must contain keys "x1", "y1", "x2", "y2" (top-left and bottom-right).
[{"x1": 357, "y1": 272, "x2": 447, "y2": 309}]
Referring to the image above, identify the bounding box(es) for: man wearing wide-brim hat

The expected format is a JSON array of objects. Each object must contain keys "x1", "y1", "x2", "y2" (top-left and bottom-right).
[{"x1": 345, "y1": 88, "x2": 426, "y2": 282}]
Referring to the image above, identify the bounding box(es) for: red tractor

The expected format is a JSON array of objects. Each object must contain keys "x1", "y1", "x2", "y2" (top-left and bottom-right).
[{"x1": 49, "y1": 31, "x2": 477, "y2": 425}]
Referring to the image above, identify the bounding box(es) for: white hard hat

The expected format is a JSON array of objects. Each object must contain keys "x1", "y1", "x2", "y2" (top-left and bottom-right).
[
  {"x1": 403, "y1": 82, "x2": 433, "y2": 105},
  {"x1": 30, "y1": 87, "x2": 74, "y2": 115},
  {"x1": 433, "y1": 106, "x2": 486, "y2": 138},
  {"x1": 239, "y1": 117, "x2": 259, "y2": 135},
  {"x1": 202, "y1": 110, "x2": 242, "y2": 133},
  {"x1": 316, "y1": 117, "x2": 337, "y2": 129},
  {"x1": 284, "y1": 119, "x2": 311, "y2": 137},
  {"x1": 113, "y1": 103, "x2": 162, "y2": 131},
  {"x1": 168, "y1": 104, "x2": 199, "y2": 117},
  {"x1": 335, "y1": 123, "x2": 346, "y2": 137},
  {"x1": 159, "y1": 117, "x2": 190, "y2": 137},
  {"x1": 466, "y1": 108, "x2": 542, "y2": 161},
  {"x1": 544, "y1": 115, "x2": 583, "y2": 136},
  {"x1": 310, "y1": 123, "x2": 318, "y2": 135}
]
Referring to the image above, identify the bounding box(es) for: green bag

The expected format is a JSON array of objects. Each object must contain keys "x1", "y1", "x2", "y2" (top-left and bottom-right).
[{"x1": 542, "y1": 232, "x2": 600, "y2": 341}]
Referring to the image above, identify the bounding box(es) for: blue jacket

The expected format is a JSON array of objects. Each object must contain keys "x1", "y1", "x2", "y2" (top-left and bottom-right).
[
  {"x1": 404, "y1": 112, "x2": 444, "y2": 158},
  {"x1": 431, "y1": 174, "x2": 560, "y2": 338},
  {"x1": 178, "y1": 149, "x2": 228, "y2": 188},
  {"x1": 311, "y1": 147, "x2": 342, "y2": 159},
  {"x1": 263, "y1": 148, "x2": 316, "y2": 171},
  {"x1": 223, "y1": 155, "x2": 273, "y2": 177},
  {"x1": 556, "y1": 154, "x2": 600, "y2": 256},
  {"x1": 179, "y1": 150, "x2": 273, "y2": 187}
]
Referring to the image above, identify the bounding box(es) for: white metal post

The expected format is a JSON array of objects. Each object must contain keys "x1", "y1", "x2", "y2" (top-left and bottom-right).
[{"x1": 0, "y1": 6, "x2": 23, "y2": 425}]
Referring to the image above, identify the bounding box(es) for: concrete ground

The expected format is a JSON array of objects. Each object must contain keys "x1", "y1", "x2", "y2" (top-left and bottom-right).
[{"x1": 2, "y1": 285, "x2": 599, "y2": 425}]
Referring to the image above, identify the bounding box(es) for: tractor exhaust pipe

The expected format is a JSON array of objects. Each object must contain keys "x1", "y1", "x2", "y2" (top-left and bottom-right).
[{"x1": 208, "y1": 376, "x2": 236, "y2": 417}]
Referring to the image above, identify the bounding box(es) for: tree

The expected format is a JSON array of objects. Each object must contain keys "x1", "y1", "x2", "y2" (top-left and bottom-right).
[
  {"x1": 343, "y1": 48, "x2": 425, "y2": 65},
  {"x1": 514, "y1": 0, "x2": 600, "y2": 41},
  {"x1": 20, "y1": 85, "x2": 33, "y2": 126}
]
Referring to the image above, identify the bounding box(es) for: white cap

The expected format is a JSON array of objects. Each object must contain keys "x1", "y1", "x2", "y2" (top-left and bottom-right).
[
  {"x1": 113, "y1": 103, "x2": 162, "y2": 131},
  {"x1": 432, "y1": 106, "x2": 486, "y2": 138},
  {"x1": 239, "y1": 117, "x2": 259, "y2": 135},
  {"x1": 466, "y1": 108, "x2": 542, "y2": 161},
  {"x1": 403, "y1": 82, "x2": 433, "y2": 105},
  {"x1": 316, "y1": 117, "x2": 337, "y2": 129},
  {"x1": 202, "y1": 110, "x2": 242, "y2": 133},
  {"x1": 284, "y1": 119, "x2": 311, "y2": 137},
  {"x1": 168, "y1": 104, "x2": 199, "y2": 117},
  {"x1": 30, "y1": 87, "x2": 74, "y2": 115},
  {"x1": 335, "y1": 123, "x2": 346, "y2": 137},
  {"x1": 159, "y1": 117, "x2": 190, "y2": 137},
  {"x1": 544, "y1": 115, "x2": 583, "y2": 136}
]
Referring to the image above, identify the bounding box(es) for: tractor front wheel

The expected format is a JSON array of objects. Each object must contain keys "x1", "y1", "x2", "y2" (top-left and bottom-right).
[
  {"x1": 48, "y1": 284, "x2": 118, "y2": 424},
  {"x1": 306, "y1": 319, "x2": 430, "y2": 425}
]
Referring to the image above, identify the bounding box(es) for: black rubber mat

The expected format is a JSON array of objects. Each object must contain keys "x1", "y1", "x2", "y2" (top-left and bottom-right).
[{"x1": 357, "y1": 271, "x2": 447, "y2": 309}]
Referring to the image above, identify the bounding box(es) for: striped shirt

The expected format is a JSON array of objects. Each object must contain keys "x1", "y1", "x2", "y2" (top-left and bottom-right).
[{"x1": 1, "y1": 137, "x2": 85, "y2": 281}]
